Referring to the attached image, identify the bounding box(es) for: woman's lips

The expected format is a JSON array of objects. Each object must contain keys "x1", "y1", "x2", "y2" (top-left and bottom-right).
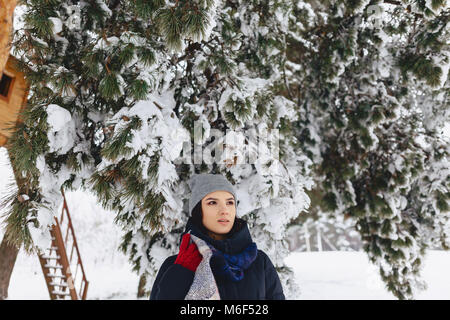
[{"x1": 217, "y1": 219, "x2": 230, "y2": 225}]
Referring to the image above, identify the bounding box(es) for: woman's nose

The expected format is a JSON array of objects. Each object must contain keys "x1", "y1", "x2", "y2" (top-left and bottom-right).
[{"x1": 218, "y1": 203, "x2": 228, "y2": 214}]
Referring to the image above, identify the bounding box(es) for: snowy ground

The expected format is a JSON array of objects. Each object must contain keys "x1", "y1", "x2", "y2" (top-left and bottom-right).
[
  {"x1": 1, "y1": 148, "x2": 449, "y2": 300},
  {"x1": 285, "y1": 251, "x2": 450, "y2": 299}
]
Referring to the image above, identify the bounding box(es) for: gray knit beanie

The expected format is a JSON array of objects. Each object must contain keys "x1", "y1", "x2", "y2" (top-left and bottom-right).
[{"x1": 188, "y1": 173, "x2": 237, "y2": 215}]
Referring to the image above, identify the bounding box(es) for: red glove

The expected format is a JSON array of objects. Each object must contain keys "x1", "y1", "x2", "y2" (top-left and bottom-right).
[{"x1": 174, "y1": 233, "x2": 202, "y2": 272}]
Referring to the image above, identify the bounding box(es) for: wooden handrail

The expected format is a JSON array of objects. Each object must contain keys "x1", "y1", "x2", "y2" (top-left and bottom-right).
[
  {"x1": 59, "y1": 188, "x2": 89, "y2": 300},
  {"x1": 38, "y1": 188, "x2": 89, "y2": 300}
]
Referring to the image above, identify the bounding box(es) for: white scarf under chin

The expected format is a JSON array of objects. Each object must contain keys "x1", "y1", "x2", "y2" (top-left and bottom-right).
[{"x1": 184, "y1": 234, "x2": 221, "y2": 300}]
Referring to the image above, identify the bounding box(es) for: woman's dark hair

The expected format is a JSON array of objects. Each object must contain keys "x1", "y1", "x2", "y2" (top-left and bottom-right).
[{"x1": 191, "y1": 200, "x2": 244, "y2": 238}]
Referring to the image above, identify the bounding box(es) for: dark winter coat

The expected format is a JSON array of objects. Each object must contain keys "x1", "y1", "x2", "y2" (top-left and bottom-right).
[{"x1": 149, "y1": 218, "x2": 285, "y2": 300}]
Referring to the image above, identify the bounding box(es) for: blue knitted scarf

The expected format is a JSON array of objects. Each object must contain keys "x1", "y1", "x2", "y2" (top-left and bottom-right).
[{"x1": 208, "y1": 242, "x2": 258, "y2": 282}]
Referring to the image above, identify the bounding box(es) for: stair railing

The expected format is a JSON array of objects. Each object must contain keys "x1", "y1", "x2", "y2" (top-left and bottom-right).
[{"x1": 38, "y1": 188, "x2": 89, "y2": 300}]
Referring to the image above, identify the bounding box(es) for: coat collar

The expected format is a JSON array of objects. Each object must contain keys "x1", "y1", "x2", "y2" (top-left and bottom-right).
[{"x1": 183, "y1": 217, "x2": 253, "y2": 255}]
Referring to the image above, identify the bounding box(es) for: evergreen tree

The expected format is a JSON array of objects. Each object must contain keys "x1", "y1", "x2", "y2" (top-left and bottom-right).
[
  {"x1": 1, "y1": 0, "x2": 448, "y2": 300},
  {"x1": 285, "y1": 0, "x2": 449, "y2": 299},
  {"x1": 4, "y1": 0, "x2": 312, "y2": 299}
]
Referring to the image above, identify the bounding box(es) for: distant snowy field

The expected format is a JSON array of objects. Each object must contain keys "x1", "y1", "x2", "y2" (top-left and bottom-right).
[{"x1": 1, "y1": 148, "x2": 449, "y2": 300}]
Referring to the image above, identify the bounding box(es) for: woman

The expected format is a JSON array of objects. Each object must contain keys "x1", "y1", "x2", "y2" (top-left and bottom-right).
[{"x1": 150, "y1": 173, "x2": 285, "y2": 300}]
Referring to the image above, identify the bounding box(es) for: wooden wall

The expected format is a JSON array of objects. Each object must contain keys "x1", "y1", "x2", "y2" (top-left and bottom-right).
[{"x1": 0, "y1": 56, "x2": 28, "y2": 147}]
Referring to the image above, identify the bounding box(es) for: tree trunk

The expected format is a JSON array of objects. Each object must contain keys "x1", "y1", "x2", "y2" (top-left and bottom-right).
[
  {"x1": 0, "y1": 145, "x2": 26, "y2": 300},
  {"x1": 0, "y1": 237, "x2": 19, "y2": 300},
  {"x1": 0, "y1": 0, "x2": 26, "y2": 291},
  {"x1": 0, "y1": 0, "x2": 17, "y2": 72},
  {"x1": 137, "y1": 274, "x2": 147, "y2": 298}
]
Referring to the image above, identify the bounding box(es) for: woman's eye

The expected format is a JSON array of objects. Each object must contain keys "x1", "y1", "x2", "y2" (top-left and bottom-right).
[{"x1": 207, "y1": 201, "x2": 234, "y2": 205}]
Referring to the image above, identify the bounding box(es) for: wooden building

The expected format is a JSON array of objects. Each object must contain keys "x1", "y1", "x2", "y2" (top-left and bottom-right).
[{"x1": 0, "y1": 55, "x2": 28, "y2": 147}]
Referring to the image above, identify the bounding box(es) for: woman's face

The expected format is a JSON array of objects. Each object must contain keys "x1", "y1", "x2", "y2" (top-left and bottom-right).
[{"x1": 201, "y1": 190, "x2": 236, "y2": 240}]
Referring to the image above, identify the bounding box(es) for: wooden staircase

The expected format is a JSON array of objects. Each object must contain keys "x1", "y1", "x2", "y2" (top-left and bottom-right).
[{"x1": 37, "y1": 189, "x2": 89, "y2": 300}]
